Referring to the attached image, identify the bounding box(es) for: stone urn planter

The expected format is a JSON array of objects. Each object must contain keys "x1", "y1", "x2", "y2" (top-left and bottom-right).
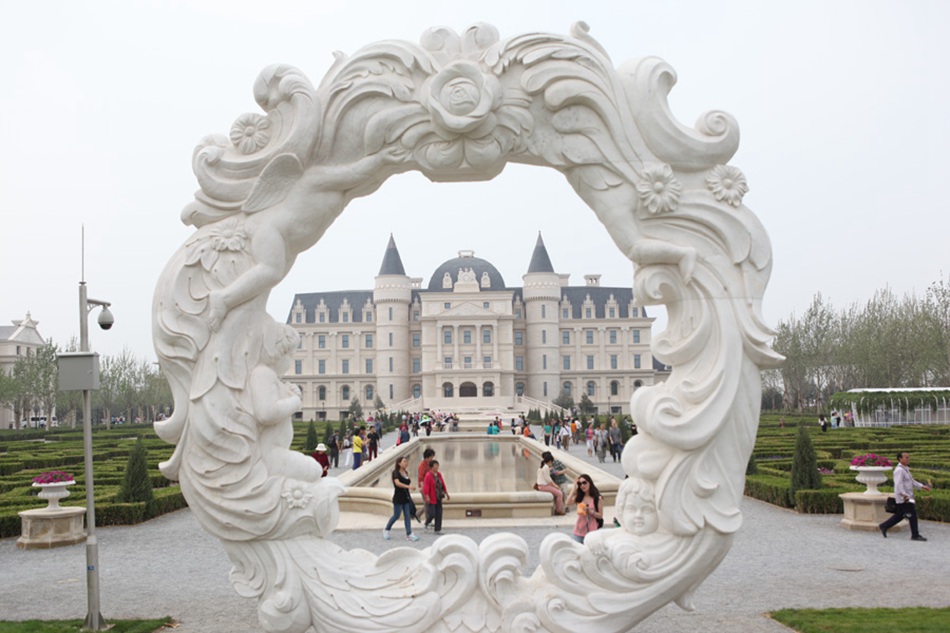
[
  {"x1": 33, "y1": 480, "x2": 76, "y2": 510},
  {"x1": 849, "y1": 466, "x2": 891, "y2": 495}
]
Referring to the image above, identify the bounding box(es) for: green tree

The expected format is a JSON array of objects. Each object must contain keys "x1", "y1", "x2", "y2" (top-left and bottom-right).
[
  {"x1": 373, "y1": 395, "x2": 386, "y2": 413},
  {"x1": 32, "y1": 340, "x2": 60, "y2": 429},
  {"x1": 117, "y1": 437, "x2": 154, "y2": 504},
  {"x1": 552, "y1": 390, "x2": 574, "y2": 413},
  {"x1": 578, "y1": 393, "x2": 596, "y2": 416},
  {"x1": 0, "y1": 369, "x2": 17, "y2": 427},
  {"x1": 926, "y1": 272, "x2": 950, "y2": 386},
  {"x1": 348, "y1": 397, "x2": 363, "y2": 421},
  {"x1": 304, "y1": 420, "x2": 318, "y2": 452},
  {"x1": 790, "y1": 424, "x2": 821, "y2": 494}
]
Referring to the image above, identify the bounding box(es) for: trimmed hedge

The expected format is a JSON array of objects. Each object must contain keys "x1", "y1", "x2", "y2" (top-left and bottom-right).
[
  {"x1": 745, "y1": 475, "x2": 794, "y2": 508},
  {"x1": 0, "y1": 421, "x2": 339, "y2": 538},
  {"x1": 748, "y1": 419, "x2": 950, "y2": 520}
]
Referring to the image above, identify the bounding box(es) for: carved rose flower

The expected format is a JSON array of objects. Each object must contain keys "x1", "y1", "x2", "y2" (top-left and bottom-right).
[
  {"x1": 425, "y1": 60, "x2": 502, "y2": 136},
  {"x1": 636, "y1": 164, "x2": 681, "y2": 214},
  {"x1": 706, "y1": 164, "x2": 749, "y2": 207},
  {"x1": 229, "y1": 113, "x2": 271, "y2": 155},
  {"x1": 209, "y1": 218, "x2": 247, "y2": 252},
  {"x1": 281, "y1": 484, "x2": 313, "y2": 509}
]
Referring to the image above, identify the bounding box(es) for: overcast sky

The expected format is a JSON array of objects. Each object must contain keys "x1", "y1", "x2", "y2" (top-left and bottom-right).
[{"x1": 2, "y1": 1, "x2": 947, "y2": 361}]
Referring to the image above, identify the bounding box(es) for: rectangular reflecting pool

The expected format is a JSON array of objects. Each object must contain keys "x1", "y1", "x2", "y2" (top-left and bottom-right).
[{"x1": 336, "y1": 434, "x2": 619, "y2": 519}]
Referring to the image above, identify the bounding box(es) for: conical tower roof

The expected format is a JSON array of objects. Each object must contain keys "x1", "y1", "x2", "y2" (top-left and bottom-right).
[
  {"x1": 378, "y1": 234, "x2": 407, "y2": 276},
  {"x1": 526, "y1": 232, "x2": 555, "y2": 273}
]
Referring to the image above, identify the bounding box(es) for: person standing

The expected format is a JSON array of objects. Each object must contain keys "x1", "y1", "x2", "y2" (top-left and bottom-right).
[
  {"x1": 595, "y1": 423, "x2": 608, "y2": 463},
  {"x1": 423, "y1": 460, "x2": 450, "y2": 533},
  {"x1": 342, "y1": 432, "x2": 353, "y2": 468},
  {"x1": 567, "y1": 474, "x2": 603, "y2": 543},
  {"x1": 585, "y1": 422, "x2": 595, "y2": 457},
  {"x1": 818, "y1": 414, "x2": 829, "y2": 432},
  {"x1": 351, "y1": 427, "x2": 365, "y2": 469},
  {"x1": 418, "y1": 448, "x2": 435, "y2": 521},
  {"x1": 558, "y1": 423, "x2": 572, "y2": 452},
  {"x1": 608, "y1": 419, "x2": 623, "y2": 462},
  {"x1": 327, "y1": 431, "x2": 340, "y2": 469},
  {"x1": 366, "y1": 427, "x2": 379, "y2": 462},
  {"x1": 879, "y1": 452, "x2": 931, "y2": 541},
  {"x1": 383, "y1": 457, "x2": 419, "y2": 542}
]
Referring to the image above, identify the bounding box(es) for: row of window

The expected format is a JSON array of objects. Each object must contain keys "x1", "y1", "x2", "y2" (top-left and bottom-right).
[
  {"x1": 300, "y1": 327, "x2": 641, "y2": 351},
  {"x1": 562, "y1": 354, "x2": 642, "y2": 370},
  {"x1": 297, "y1": 353, "x2": 642, "y2": 375},
  {"x1": 294, "y1": 310, "x2": 374, "y2": 324},
  {"x1": 511, "y1": 329, "x2": 642, "y2": 346},
  {"x1": 525, "y1": 379, "x2": 645, "y2": 398},
  {"x1": 536, "y1": 305, "x2": 640, "y2": 319},
  {"x1": 561, "y1": 379, "x2": 643, "y2": 397},
  {"x1": 295, "y1": 302, "x2": 642, "y2": 325},
  {"x1": 442, "y1": 327, "x2": 493, "y2": 345},
  {"x1": 306, "y1": 377, "x2": 645, "y2": 404},
  {"x1": 295, "y1": 357, "x2": 395, "y2": 375}
]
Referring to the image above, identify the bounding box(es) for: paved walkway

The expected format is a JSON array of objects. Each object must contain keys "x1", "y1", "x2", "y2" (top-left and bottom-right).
[{"x1": 3, "y1": 429, "x2": 948, "y2": 632}]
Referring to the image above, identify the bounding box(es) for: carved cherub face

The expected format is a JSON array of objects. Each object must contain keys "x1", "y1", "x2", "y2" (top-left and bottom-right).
[
  {"x1": 620, "y1": 479, "x2": 659, "y2": 536},
  {"x1": 262, "y1": 323, "x2": 300, "y2": 372}
]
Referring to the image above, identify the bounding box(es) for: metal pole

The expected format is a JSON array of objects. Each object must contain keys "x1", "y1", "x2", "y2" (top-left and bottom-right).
[{"x1": 79, "y1": 281, "x2": 105, "y2": 630}]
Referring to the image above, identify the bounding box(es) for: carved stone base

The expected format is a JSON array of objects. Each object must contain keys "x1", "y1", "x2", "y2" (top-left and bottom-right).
[
  {"x1": 17, "y1": 506, "x2": 86, "y2": 549},
  {"x1": 839, "y1": 492, "x2": 905, "y2": 532}
]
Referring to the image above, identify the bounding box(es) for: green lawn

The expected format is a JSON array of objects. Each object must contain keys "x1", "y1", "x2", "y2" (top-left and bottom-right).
[
  {"x1": 770, "y1": 607, "x2": 950, "y2": 632},
  {"x1": 0, "y1": 618, "x2": 172, "y2": 633}
]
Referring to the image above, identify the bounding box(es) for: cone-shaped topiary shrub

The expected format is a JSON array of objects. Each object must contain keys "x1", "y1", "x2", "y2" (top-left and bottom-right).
[
  {"x1": 790, "y1": 424, "x2": 821, "y2": 494},
  {"x1": 305, "y1": 420, "x2": 318, "y2": 452},
  {"x1": 117, "y1": 437, "x2": 154, "y2": 504}
]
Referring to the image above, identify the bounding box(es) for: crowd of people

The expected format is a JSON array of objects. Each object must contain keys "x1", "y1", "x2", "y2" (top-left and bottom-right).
[
  {"x1": 307, "y1": 410, "x2": 650, "y2": 546},
  {"x1": 518, "y1": 415, "x2": 636, "y2": 463}
]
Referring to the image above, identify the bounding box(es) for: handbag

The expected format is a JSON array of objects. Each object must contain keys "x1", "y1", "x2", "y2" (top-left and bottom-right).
[{"x1": 884, "y1": 496, "x2": 898, "y2": 514}]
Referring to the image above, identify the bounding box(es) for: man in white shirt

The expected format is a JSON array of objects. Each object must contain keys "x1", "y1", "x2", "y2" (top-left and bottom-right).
[{"x1": 879, "y1": 452, "x2": 931, "y2": 541}]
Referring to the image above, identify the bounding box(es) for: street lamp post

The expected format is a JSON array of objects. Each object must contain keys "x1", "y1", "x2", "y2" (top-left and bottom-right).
[{"x1": 79, "y1": 280, "x2": 112, "y2": 631}]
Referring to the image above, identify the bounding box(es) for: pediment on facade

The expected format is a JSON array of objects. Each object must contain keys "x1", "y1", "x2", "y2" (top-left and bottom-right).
[{"x1": 439, "y1": 302, "x2": 494, "y2": 318}]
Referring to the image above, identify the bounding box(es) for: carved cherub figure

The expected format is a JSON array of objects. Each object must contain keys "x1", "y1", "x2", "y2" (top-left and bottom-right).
[
  {"x1": 207, "y1": 146, "x2": 408, "y2": 330},
  {"x1": 252, "y1": 321, "x2": 323, "y2": 483}
]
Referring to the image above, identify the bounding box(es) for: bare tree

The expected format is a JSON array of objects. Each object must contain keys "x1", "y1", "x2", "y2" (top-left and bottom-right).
[{"x1": 926, "y1": 272, "x2": 950, "y2": 386}]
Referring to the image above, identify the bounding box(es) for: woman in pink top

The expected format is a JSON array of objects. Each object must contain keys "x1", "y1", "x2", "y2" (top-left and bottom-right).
[{"x1": 568, "y1": 474, "x2": 603, "y2": 543}]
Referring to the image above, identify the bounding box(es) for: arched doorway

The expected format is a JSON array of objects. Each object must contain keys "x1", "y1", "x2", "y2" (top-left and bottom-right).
[{"x1": 459, "y1": 382, "x2": 477, "y2": 397}]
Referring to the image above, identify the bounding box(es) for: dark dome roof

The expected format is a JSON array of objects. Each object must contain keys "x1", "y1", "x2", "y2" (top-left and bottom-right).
[{"x1": 427, "y1": 251, "x2": 506, "y2": 292}]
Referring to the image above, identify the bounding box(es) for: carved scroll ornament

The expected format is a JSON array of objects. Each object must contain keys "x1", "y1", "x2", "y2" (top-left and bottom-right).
[{"x1": 152, "y1": 22, "x2": 782, "y2": 632}]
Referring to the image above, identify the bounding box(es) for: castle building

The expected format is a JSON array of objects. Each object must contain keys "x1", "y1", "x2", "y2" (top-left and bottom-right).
[
  {"x1": 285, "y1": 235, "x2": 659, "y2": 420},
  {"x1": 0, "y1": 313, "x2": 46, "y2": 428}
]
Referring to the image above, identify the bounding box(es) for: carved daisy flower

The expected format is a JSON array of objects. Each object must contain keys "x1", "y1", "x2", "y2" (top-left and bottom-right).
[
  {"x1": 706, "y1": 164, "x2": 749, "y2": 207},
  {"x1": 281, "y1": 484, "x2": 313, "y2": 509},
  {"x1": 636, "y1": 164, "x2": 681, "y2": 214},
  {"x1": 229, "y1": 113, "x2": 271, "y2": 155},
  {"x1": 209, "y1": 218, "x2": 247, "y2": 253}
]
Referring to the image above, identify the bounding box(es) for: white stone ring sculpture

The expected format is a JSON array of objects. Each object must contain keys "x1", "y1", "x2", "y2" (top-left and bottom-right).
[{"x1": 152, "y1": 22, "x2": 782, "y2": 632}]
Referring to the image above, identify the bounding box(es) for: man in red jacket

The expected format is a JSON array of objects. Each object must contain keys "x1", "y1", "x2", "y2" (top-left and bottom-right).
[{"x1": 422, "y1": 460, "x2": 450, "y2": 534}]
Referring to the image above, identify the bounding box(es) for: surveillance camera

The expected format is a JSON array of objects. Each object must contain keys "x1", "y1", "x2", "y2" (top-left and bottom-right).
[{"x1": 97, "y1": 307, "x2": 114, "y2": 330}]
